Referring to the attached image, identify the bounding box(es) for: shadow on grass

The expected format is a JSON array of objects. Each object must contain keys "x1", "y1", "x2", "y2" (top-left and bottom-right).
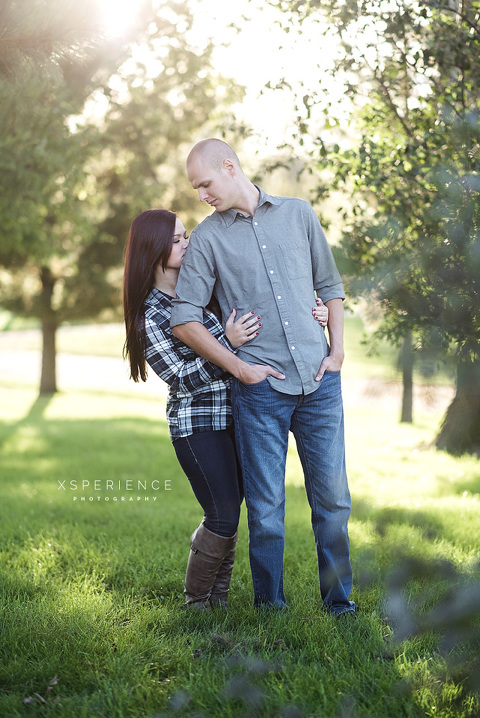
[
  {"x1": 0, "y1": 405, "x2": 181, "y2": 498},
  {"x1": 0, "y1": 394, "x2": 54, "y2": 450},
  {"x1": 0, "y1": 398, "x2": 202, "y2": 609},
  {"x1": 352, "y1": 499, "x2": 445, "y2": 541}
]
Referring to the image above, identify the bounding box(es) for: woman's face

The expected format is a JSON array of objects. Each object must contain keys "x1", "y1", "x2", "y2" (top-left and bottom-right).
[{"x1": 166, "y1": 218, "x2": 189, "y2": 270}]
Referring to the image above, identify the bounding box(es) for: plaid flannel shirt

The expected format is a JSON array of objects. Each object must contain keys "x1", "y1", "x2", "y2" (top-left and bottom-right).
[{"x1": 143, "y1": 287, "x2": 233, "y2": 441}]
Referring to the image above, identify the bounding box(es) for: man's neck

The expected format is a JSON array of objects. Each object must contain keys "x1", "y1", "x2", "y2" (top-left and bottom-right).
[{"x1": 232, "y1": 182, "x2": 260, "y2": 217}]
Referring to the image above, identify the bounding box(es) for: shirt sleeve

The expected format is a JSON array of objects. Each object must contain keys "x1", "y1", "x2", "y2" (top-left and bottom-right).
[
  {"x1": 305, "y1": 204, "x2": 345, "y2": 303},
  {"x1": 170, "y1": 229, "x2": 217, "y2": 327},
  {"x1": 216, "y1": 332, "x2": 236, "y2": 354},
  {"x1": 144, "y1": 312, "x2": 228, "y2": 393}
]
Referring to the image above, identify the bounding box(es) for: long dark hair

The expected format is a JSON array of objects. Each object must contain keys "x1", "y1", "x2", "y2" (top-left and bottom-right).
[{"x1": 123, "y1": 209, "x2": 177, "y2": 382}]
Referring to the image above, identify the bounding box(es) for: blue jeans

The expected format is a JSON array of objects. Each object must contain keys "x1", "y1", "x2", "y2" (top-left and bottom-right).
[{"x1": 232, "y1": 372, "x2": 354, "y2": 616}]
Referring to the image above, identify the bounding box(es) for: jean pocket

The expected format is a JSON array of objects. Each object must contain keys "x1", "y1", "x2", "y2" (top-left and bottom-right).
[{"x1": 238, "y1": 377, "x2": 270, "y2": 391}]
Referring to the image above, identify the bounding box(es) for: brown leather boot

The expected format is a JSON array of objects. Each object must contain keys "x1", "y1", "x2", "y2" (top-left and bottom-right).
[
  {"x1": 184, "y1": 522, "x2": 236, "y2": 609},
  {"x1": 209, "y1": 532, "x2": 237, "y2": 608}
]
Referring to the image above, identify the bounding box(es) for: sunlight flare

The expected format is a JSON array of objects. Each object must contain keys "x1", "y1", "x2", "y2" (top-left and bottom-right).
[{"x1": 97, "y1": 0, "x2": 140, "y2": 37}]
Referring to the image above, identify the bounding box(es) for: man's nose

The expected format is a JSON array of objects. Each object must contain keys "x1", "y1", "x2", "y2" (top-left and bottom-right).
[{"x1": 198, "y1": 188, "x2": 208, "y2": 201}]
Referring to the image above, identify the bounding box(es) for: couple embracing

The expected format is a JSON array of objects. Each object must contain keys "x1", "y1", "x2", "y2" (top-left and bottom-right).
[{"x1": 123, "y1": 138, "x2": 355, "y2": 619}]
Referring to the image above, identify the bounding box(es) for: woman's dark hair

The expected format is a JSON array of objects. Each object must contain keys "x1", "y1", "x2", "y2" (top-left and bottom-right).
[{"x1": 123, "y1": 209, "x2": 176, "y2": 382}]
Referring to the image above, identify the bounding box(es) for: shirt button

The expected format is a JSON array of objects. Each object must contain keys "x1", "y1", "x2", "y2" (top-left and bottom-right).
[
  {"x1": 285, "y1": 321, "x2": 289, "y2": 325},
  {"x1": 262, "y1": 245, "x2": 266, "y2": 249},
  {"x1": 254, "y1": 221, "x2": 258, "y2": 226},
  {"x1": 270, "y1": 270, "x2": 274, "y2": 274},
  {"x1": 291, "y1": 346, "x2": 295, "y2": 350},
  {"x1": 277, "y1": 295, "x2": 282, "y2": 300}
]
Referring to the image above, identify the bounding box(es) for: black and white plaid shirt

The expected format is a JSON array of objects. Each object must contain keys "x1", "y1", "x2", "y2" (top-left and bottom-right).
[{"x1": 143, "y1": 287, "x2": 234, "y2": 441}]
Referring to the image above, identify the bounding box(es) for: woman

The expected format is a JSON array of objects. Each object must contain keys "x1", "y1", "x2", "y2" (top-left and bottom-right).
[{"x1": 123, "y1": 209, "x2": 328, "y2": 609}]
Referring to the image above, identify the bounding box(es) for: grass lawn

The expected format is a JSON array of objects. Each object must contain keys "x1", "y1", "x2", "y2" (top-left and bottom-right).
[{"x1": 0, "y1": 324, "x2": 478, "y2": 717}]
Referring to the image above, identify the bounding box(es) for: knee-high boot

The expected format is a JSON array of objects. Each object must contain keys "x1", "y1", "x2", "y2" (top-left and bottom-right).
[
  {"x1": 184, "y1": 522, "x2": 236, "y2": 608},
  {"x1": 210, "y1": 532, "x2": 237, "y2": 608}
]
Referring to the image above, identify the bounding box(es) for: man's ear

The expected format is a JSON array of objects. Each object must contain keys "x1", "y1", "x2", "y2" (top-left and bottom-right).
[{"x1": 223, "y1": 159, "x2": 236, "y2": 176}]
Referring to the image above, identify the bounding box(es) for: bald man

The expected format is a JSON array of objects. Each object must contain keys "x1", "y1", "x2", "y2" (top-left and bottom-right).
[{"x1": 171, "y1": 138, "x2": 355, "y2": 618}]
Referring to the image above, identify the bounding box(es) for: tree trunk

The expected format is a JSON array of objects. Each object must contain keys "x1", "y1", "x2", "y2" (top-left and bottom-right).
[
  {"x1": 39, "y1": 266, "x2": 58, "y2": 395},
  {"x1": 400, "y1": 331, "x2": 414, "y2": 423},
  {"x1": 40, "y1": 318, "x2": 57, "y2": 394},
  {"x1": 435, "y1": 354, "x2": 480, "y2": 455}
]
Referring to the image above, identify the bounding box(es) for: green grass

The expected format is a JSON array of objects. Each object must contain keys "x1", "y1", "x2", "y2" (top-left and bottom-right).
[
  {"x1": 0, "y1": 386, "x2": 479, "y2": 717},
  {"x1": 0, "y1": 323, "x2": 477, "y2": 717}
]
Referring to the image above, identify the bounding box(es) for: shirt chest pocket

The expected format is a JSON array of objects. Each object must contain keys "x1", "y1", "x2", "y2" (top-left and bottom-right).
[{"x1": 281, "y1": 243, "x2": 312, "y2": 280}]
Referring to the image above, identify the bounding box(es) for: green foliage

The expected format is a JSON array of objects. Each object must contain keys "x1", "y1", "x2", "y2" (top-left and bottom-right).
[
  {"x1": 90, "y1": 7, "x2": 244, "y2": 244},
  {"x1": 0, "y1": 73, "x2": 89, "y2": 263},
  {"x1": 265, "y1": 0, "x2": 480, "y2": 451},
  {"x1": 0, "y1": 0, "x2": 245, "y2": 392}
]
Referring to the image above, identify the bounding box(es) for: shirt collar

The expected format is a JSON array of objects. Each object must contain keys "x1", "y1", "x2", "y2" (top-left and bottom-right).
[
  {"x1": 218, "y1": 186, "x2": 280, "y2": 228},
  {"x1": 144, "y1": 286, "x2": 173, "y2": 307}
]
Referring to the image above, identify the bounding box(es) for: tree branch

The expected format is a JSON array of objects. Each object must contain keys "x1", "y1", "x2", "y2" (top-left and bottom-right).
[{"x1": 430, "y1": 0, "x2": 480, "y2": 35}]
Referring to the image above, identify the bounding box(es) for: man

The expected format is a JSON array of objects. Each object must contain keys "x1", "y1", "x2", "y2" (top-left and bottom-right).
[{"x1": 171, "y1": 138, "x2": 355, "y2": 617}]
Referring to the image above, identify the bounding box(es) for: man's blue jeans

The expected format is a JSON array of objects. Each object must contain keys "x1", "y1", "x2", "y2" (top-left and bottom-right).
[{"x1": 232, "y1": 371, "x2": 354, "y2": 616}]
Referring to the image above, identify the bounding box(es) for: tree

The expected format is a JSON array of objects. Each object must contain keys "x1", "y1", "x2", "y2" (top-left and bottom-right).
[
  {"x1": 0, "y1": 70, "x2": 96, "y2": 392},
  {"x1": 0, "y1": 0, "x2": 244, "y2": 394},
  {"x1": 265, "y1": 0, "x2": 480, "y2": 453},
  {"x1": 0, "y1": 0, "x2": 111, "y2": 79}
]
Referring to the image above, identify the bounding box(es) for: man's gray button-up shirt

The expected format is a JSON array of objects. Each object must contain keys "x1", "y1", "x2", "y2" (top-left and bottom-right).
[{"x1": 170, "y1": 187, "x2": 345, "y2": 396}]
